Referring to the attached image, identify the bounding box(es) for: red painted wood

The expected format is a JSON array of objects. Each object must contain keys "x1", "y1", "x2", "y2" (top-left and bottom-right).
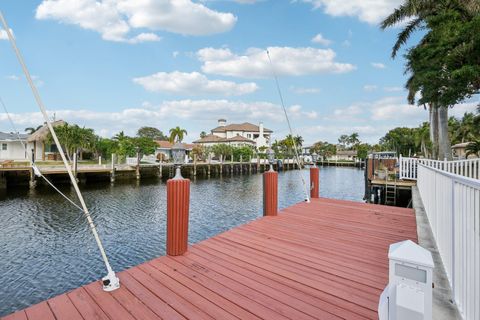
[
  {"x1": 167, "y1": 178, "x2": 190, "y2": 256},
  {"x1": 127, "y1": 267, "x2": 214, "y2": 320},
  {"x1": 5, "y1": 198, "x2": 418, "y2": 320},
  {"x1": 67, "y1": 288, "x2": 110, "y2": 320},
  {"x1": 263, "y1": 171, "x2": 278, "y2": 216},
  {"x1": 83, "y1": 282, "x2": 135, "y2": 320},
  {"x1": 119, "y1": 272, "x2": 186, "y2": 320},
  {"x1": 138, "y1": 263, "x2": 236, "y2": 320},
  {"x1": 310, "y1": 167, "x2": 319, "y2": 198},
  {"x1": 148, "y1": 258, "x2": 259, "y2": 320},
  {"x1": 47, "y1": 294, "x2": 83, "y2": 320},
  {"x1": 1, "y1": 311, "x2": 27, "y2": 320},
  {"x1": 24, "y1": 302, "x2": 55, "y2": 320}
]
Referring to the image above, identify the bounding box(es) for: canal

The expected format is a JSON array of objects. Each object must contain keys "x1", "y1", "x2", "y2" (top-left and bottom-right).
[{"x1": 0, "y1": 166, "x2": 364, "y2": 316}]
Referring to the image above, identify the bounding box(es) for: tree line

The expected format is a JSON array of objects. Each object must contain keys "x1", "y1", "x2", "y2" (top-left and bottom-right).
[{"x1": 26, "y1": 124, "x2": 189, "y2": 161}]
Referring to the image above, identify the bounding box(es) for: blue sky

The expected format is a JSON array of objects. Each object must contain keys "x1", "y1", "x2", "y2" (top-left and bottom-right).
[{"x1": 0, "y1": 0, "x2": 477, "y2": 145}]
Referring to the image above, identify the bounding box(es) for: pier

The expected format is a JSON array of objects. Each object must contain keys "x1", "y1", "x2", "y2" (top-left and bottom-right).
[
  {"x1": 1, "y1": 197, "x2": 417, "y2": 320},
  {"x1": 0, "y1": 159, "x2": 300, "y2": 190}
]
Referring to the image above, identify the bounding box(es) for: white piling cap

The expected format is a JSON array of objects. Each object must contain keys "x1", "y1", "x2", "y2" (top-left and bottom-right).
[{"x1": 388, "y1": 240, "x2": 434, "y2": 268}]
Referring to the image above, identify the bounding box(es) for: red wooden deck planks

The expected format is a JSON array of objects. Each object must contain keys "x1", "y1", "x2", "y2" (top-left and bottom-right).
[{"x1": 1, "y1": 198, "x2": 417, "y2": 320}]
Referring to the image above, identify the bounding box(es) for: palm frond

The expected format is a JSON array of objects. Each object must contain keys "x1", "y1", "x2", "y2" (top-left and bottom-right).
[{"x1": 392, "y1": 17, "x2": 422, "y2": 58}]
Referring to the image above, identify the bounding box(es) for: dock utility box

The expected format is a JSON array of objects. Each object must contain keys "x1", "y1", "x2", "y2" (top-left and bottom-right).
[{"x1": 378, "y1": 240, "x2": 434, "y2": 320}]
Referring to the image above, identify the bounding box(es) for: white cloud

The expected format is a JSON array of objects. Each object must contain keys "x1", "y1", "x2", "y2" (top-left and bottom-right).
[
  {"x1": 133, "y1": 71, "x2": 258, "y2": 96},
  {"x1": 127, "y1": 33, "x2": 161, "y2": 44},
  {"x1": 0, "y1": 99, "x2": 316, "y2": 138},
  {"x1": 290, "y1": 86, "x2": 321, "y2": 94},
  {"x1": 311, "y1": 33, "x2": 332, "y2": 46},
  {"x1": 370, "y1": 97, "x2": 423, "y2": 121},
  {"x1": 0, "y1": 28, "x2": 14, "y2": 40},
  {"x1": 384, "y1": 86, "x2": 403, "y2": 92},
  {"x1": 5, "y1": 75, "x2": 20, "y2": 81},
  {"x1": 300, "y1": 0, "x2": 403, "y2": 24},
  {"x1": 35, "y1": 0, "x2": 236, "y2": 42},
  {"x1": 4, "y1": 74, "x2": 44, "y2": 86},
  {"x1": 172, "y1": 51, "x2": 180, "y2": 58},
  {"x1": 233, "y1": 0, "x2": 258, "y2": 3},
  {"x1": 371, "y1": 62, "x2": 386, "y2": 69},
  {"x1": 197, "y1": 46, "x2": 355, "y2": 78},
  {"x1": 363, "y1": 84, "x2": 378, "y2": 92}
]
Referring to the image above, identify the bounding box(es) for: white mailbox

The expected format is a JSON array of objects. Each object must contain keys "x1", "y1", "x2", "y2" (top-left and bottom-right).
[{"x1": 378, "y1": 240, "x2": 434, "y2": 320}]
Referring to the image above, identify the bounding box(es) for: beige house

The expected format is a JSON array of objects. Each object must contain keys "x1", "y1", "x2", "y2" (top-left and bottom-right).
[
  {"x1": 328, "y1": 150, "x2": 358, "y2": 161},
  {"x1": 193, "y1": 119, "x2": 272, "y2": 149},
  {"x1": 154, "y1": 141, "x2": 194, "y2": 161},
  {"x1": 27, "y1": 120, "x2": 66, "y2": 161},
  {"x1": 452, "y1": 142, "x2": 477, "y2": 159}
]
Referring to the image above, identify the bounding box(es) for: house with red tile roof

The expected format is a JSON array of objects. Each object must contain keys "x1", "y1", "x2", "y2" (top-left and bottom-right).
[{"x1": 193, "y1": 119, "x2": 272, "y2": 149}]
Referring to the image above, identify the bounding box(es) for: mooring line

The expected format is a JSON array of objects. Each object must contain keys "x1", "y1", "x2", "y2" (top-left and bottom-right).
[{"x1": 266, "y1": 50, "x2": 310, "y2": 203}]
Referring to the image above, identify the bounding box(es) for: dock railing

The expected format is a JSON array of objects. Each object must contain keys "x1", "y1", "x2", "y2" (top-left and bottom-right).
[
  {"x1": 417, "y1": 163, "x2": 480, "y2": 320},
  {"x1": 400, "y1": 156, "x2": 480, "y2": 180}
]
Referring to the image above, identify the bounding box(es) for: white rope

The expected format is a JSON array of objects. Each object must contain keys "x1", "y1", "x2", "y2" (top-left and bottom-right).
[
  {"x1": 266, "y1": 50, "x2": 310, "y2": 203},
  {"x1": 0, "y1": 11, "x2": 117, "y2": 280}
]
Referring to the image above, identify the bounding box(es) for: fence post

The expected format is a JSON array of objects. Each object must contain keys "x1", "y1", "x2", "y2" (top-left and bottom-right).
[
  {"x1": 166, "y1": 167, "x2": 190, "y2": 256},
  {"x1": 263, "y1": 165, "x2": 278, "y2": 216}
]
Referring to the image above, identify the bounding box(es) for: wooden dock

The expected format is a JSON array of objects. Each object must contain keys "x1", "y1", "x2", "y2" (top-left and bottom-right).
[{"x1": 2, "y1": 197, "x2": 417, "y2": 320}]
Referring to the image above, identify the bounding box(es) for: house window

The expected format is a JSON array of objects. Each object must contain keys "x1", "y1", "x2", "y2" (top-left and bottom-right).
[
  {"x1": 247, "y1": 134, "x2": 251, "y2": 138},
  {"x1": 1, "y1": 143, "x2": 7, "y2": 151}
]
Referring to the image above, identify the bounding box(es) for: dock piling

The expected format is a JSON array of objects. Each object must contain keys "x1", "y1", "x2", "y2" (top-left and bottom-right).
[
  {"x1": 166, "y1": 167, "x2": 190, "y2": 256},
  {"x1": 263, "y1": 167, "x2": 278, "y2": 216},
  {"x1": 310, "y1": 166, "x2": 319, "y2": 198},
  {"x1": 110, "y1": 154, "x2": 116, "y2": 183}
]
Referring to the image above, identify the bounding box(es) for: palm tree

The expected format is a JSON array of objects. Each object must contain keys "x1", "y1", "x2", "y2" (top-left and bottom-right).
[
  {"x1": 348, "y1": 133, "x2": 360, "y2": 149},
  {"x1": 169, "y1": 127, "x2": 188, "y2": 143},
  {"x1": 113, "y1": 131, "x2": 127, "y2": 141},
  {"x1": 458, "y1": 113, "x2": 477, "y2": 143},
  {"x1": 381, "y1": 0, "x2": 479, "y2": 58},
  {"x1": 466, "y1": 140, "x2": 480, "y2": 157},
  {"x1": 24, "y1": 125, "x2": 43, "y2": 134},
  {"x1": 200, "y1": 131, "x2": 207, "y2": 139}
]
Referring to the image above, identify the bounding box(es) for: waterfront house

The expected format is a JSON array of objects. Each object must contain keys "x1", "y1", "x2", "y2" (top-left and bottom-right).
[
  {"x1": 328, "y1": 150, "x2": 357, "y2": 161},
  {"x1": 0, "y1": 132, "x2": 29, "y2": 160},
  {"x1": 193, "y1": 119, "x2": 272, "y2": 149},
  {"x1": 155, "y1": 140, "x2": 194, "y2": 161},
  {"x1": 452, "y1": 142, "x2": 477, "y2": 159},
  {"x1": 26, "y1": 120, "x2": 66, "y2": 161}
]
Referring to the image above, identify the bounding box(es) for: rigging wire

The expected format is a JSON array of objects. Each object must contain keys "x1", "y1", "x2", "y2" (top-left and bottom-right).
[
  {"x1": 0, "y1": 96, "x2": 84, "y2": 211},
  {"x1": 0, "y1": 11, "x2": 119, "y2": 290},
  {"x1": 266, "y1": 50, "x2": 310, "y2": 203}
]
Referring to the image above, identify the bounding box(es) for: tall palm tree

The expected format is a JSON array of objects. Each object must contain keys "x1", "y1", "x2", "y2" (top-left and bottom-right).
[
  {"x1": 381, "y1": 0, "x2": 479, "y2": 58},
  {"x1": 169, "y1": 127, "x2": 188, "y2": 143},
  {"x1": 113, "y1": 131, "x2": 127, "y2": 141}
]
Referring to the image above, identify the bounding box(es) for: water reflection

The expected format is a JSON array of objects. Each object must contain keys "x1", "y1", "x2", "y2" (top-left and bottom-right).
[{"x1": 0, "y1": 167, "x2": 364, "y2": 316}]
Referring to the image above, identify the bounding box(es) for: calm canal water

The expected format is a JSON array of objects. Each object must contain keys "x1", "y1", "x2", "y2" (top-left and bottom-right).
[{"x1": 0, "y1": 166, "x2": 364, "y2": 316}]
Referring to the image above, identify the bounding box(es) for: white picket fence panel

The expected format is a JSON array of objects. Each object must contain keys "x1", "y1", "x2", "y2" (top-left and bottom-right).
[
  {"x1": 417, "y1": 164, "x2": 480, "y2": 320},
  {"x1": 400, "y1": 156, "x2": 480, "y2": 180},
  {"x1": 126, "y1": 157, "x2": 138, "y2": 166}
]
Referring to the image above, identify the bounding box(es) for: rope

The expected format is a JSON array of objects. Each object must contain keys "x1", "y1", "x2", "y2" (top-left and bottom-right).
[
  {"x1": 266, "y1": 50, "x2": 310, "y2": 203},
  {"x1": 0, "y1": 97, "x2": 84, "y2": 211},
  {"x1": 0, "y1": 11, "x2": 116, "y2": 278}
]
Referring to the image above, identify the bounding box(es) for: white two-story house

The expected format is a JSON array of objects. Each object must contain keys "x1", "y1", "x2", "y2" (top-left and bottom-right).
[{"x1": 193, "y1": 119, "x2": 272, "y2": 149}]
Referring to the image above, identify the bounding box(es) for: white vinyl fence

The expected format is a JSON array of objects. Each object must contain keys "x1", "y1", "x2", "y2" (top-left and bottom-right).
[
  {"x1": 126, "y1": 157, "x2": 138, "y2": 166},
  {"x1": 400, "y1": 156, "x2": 480, "y2": 180},
  {"x1": 417, "y1": 164, "x2": 480, "y2": 320}
]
